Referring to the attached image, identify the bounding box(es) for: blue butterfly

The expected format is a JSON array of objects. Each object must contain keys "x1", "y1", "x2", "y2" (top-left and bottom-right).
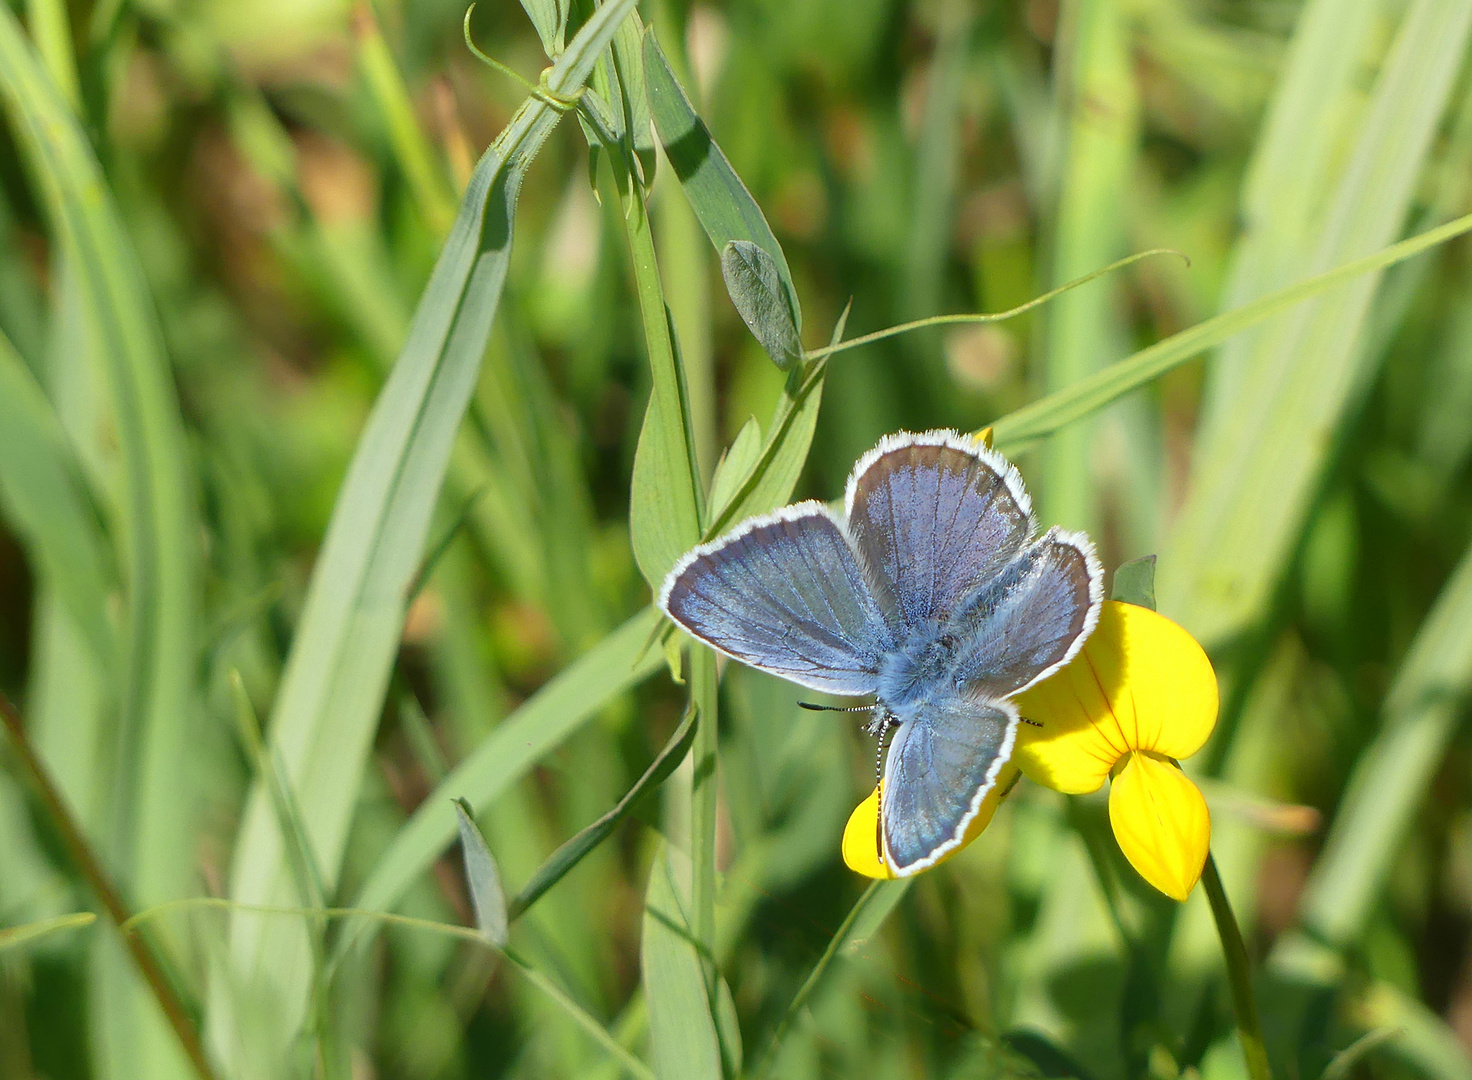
[{"x1": 658, "y1": 430, "x2": 1103, "y2": 875}]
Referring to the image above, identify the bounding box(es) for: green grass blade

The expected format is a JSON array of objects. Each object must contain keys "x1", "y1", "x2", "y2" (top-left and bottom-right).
[
  {"x1": 1157, "y1": 0, "x2": 1472, "y2": 647},
  {"x1": 643, "y1": 28, "x2": 801, "y2": 364},
  {"x1": 988, "y1": 211, "x2": 1472, "y2": 456},
  {"x1": 642, "y1": 843, "x2": 722, "y2": 1080},
  {"x1": 0, "y1": 327, "x2": 114, "y2": 666},
  {"x1": 1199, "y1": 0, "x2": 1378, "y2": 430},
  {"x1": 509, "y1": 703, "x2": 696, "y2": 922},
  {"x1": 0, "y1": 911, "x2": 96, "y2": 953},
  {"x1": 217, "y1": 0, "x2": 639, "y2": 1066}
]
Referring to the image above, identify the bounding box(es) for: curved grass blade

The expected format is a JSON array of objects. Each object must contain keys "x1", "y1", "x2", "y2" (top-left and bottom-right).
[
  {"x1": 990, "y1": 210, "x2": 1472, "y2": 453},
  {"x1": 509, "y1": 702, "x2": 696, "y2": 922},
  {"x1": 219, "y1": 0, "x2": 640, "y2": 1065},
  {"x1": 0, "y1": 911, "x2": 97, "y2": 953}
]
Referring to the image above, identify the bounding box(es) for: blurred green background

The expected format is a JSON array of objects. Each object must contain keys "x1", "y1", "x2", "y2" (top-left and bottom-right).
[{"x1": 4, "y1": 0, "x2": 1472, "y2": 1078}]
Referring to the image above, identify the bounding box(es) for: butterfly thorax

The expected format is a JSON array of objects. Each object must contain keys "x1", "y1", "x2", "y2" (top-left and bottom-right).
[{"x1": 876, "y1": 621, "x2": 960, "y2": 713}]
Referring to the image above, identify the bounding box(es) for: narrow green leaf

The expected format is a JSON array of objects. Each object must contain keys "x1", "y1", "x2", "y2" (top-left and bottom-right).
[
  {"x1": 720, "y1": 241, "x2": 801, "y2": 368},
  {"x1": 0, "y1": 327, "x2": 114, "y2": 666},
  {"x1": 610, "y1": 10, "x2": 656, "y2": 186},
  {"x1": 347, "y1": 607, "x2": 664, "y2": 937},
  {"x1": 229, "y1": 673, "x2": 325, "y2": 916},
  {"x1": 453, "y1": 799, "x2": 509, "y2": 947},
  {"x1": 643, "y1": 28, "x2": 801, "y2": 361},
  {"x1": 989, "y1": 210, "x2": 1472, "y2": 455},
  {"x1": 510, "y1": 0, "x2": 565, "y2": 61},
  {"x1": 1110, "y1": 555, "x2": 1156, "y2": 610},
  {"x1": 0, "y1": 911, "x2": 96, "y2": 952},
  {"x1": 508, "y1": 703, "x2": 696, "y2": 922},
  {"x1": 219, "y1": 0, "x2": 640, "y2": 1063},
  {"x1": 642, "y1": 843, "x2": 722, "y2": 1080}
]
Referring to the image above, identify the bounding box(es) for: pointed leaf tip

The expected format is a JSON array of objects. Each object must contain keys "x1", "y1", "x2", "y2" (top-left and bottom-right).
[{"x1": 454, "y1": 798, "x2": 509, "y2": 946}]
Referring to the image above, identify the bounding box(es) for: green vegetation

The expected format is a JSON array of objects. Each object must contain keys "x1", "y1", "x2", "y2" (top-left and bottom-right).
[{"x1": 3, "y1": 0, "x2": 1472, "y2": 1078}]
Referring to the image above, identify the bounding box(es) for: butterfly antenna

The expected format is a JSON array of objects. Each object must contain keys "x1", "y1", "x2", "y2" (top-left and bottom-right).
[
  {"x1": 873, "y1": 713, "x2": 892, "y2": 867},
  {"x1": 797, "y1": 701, "x2": 874, "y2": 713}
]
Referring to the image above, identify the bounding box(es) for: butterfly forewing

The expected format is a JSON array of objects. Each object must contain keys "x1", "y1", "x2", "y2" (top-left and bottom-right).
[
  {"x1": 845, "y1": 432, "x2": 1034, "y2": 630},
  {"x1": 880, "y1": 692, "x2": 1019, "y2": 874},
  {"x1": 659, "y1": 503, "x2": 891, "y2": 695}
]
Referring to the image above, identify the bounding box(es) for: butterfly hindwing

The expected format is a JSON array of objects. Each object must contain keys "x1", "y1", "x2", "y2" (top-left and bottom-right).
[
  {"x1": 949, "y1": 526, "x2": 1103, "y2": 699},
  {"x1": 659, "y1": 503, "x2": 892, "y2": 695},
  {"x1": 880, "y1": 692, "x2": 1019, "y2": 875}
]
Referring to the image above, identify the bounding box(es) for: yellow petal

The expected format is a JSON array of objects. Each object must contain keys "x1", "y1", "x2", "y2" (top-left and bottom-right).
[
  {"x1": 1108, "y1": 752, "x2": 1210, "y2": 902},
  {"x1": 1013, "y1": 601, "x2": 1218, "y2": 794},
  {"x1": 841, "y1": 765, "x2": 1018, "y2": 879}
]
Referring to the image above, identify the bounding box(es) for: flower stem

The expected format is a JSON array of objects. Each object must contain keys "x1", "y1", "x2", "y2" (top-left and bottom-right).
[{"x1": 1202, "y1": 851, "x2": 1272, "y2": 1080}]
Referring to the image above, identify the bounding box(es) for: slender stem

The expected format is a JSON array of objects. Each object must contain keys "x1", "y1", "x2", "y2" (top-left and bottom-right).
[
  {"x1": 1202, "y1": 852, "x2": 1272, "y2": 1080},
  {"x1": 0, "y1": 695, "x2": 219, "y2": 1080},
  {"x1": 799, "y1": 248, "x2": 1186, "y2": 361}
]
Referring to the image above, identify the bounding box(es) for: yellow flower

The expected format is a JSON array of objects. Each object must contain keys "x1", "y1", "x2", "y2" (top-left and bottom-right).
[
  {"x1": 1013, "y1": 600, "x2": 1218, "y2": 901},
  {"x1": 839, "y1": 600, "x2": 1218, "y2": 899}
]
